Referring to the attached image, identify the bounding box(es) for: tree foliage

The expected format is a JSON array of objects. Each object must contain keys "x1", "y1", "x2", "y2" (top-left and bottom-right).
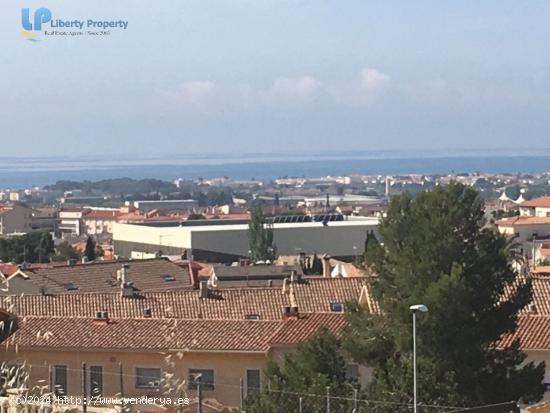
[
  {"x1": 343, "y1": 182, "x2": 545, "y2": 409},
  {"x1": 52, "y1": 241, "x2": 81, "y2": 262},
  {"x1": 244, "y1": 328, "x2": 360, "y2": 413},
  {"x1": 247, "y1": 208, "x2": 275, "y2": 262},
  {"x1": 0, "y1": 232, "x2": 54, "y2": 263},
  {"x1": 84, "y1": 236, "x2": 96, "y2": 261}
]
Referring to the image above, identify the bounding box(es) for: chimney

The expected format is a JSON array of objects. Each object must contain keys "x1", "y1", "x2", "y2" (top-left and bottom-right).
[
  {"x1": 199, "y1": 280, "x2": 209, "y2": 299},
  {"x1": 188, "y1": 261, "x2": 200, "y2": 289},
  {"x1": 290, "y1": 270, "x2": 297, "y2": 283},
  {"x1": 321, "y1": 255, "x2": 331, "y2": 278},
  {"x1": 282, "y1": 278, "x2": 289, "y2": 295}
]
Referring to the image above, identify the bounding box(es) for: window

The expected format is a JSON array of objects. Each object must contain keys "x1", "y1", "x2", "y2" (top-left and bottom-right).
[
  {"x1": 330, "y1": 302, "x2": 344, "y2": 313},
  {"x1": 135, "y1": 367, "x2": 161, "y2": 389},
  {"x1": 188, "y1": 369, "x2": 214, "y2": 391},
  {"x1": 246, "y1": 369, "x2": 261, "y2": 397},
  {"x1": 52, "y1": 365, "x2": 67, "y2": 396},
  {"x1": 89, "y1": 366, "x2": 103, "y2": 397}
]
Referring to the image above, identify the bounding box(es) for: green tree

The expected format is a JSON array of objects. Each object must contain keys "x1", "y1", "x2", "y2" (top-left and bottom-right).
[
  {"x1": 247, "y1": 208, "x2": 275, "y2": 262},
  {"x1": 343, "y1": 182, "x2": 545, "y2": 410},
  {"x1": 35, "y1": 232, "x2": 55, "y2": 263},
  {"x1": 245, "y1": 328, "x2": 360, "y2": 413},
  {"x1": 84, "y1": 236, "x2": 96, "y2": 261},
  {"x1": 52, "y1": 241, "x2": 81, "y2": 262}
]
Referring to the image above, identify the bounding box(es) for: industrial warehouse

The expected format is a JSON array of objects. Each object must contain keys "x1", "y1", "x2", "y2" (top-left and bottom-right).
[{"x1": 112, "y1": 215, "x2": 380, "y2": 262}]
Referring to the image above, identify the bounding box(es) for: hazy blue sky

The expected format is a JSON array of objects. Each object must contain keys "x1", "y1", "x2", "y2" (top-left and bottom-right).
[{"x1": 2, "y1": 0, "x2": 550, "y2": 157}]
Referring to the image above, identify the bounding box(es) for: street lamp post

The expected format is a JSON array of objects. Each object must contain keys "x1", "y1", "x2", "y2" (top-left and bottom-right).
[{"x1": 409, "y1": 304, "x2": 428, "y2": 413}]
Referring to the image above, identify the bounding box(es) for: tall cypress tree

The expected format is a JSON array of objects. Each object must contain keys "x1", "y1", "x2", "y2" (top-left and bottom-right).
[
  {"x1": 84, "y1": 236, "x2": 96, "y2": 261},
  {"x1": 247, "y1": 208, "x2": 275, "y2": 262},
  {"x1": 344, "y1": 182, "x2": 545, "y2": 409}
]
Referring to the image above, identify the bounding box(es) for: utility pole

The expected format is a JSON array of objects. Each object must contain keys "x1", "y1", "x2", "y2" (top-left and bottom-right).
[
  {"x1": 533, "y1": 232, "x2": 538, "y2": 271},
  {"x1": 119, "y1": 363, "x2": 125, "y2": 413},
  {"x1": 240, "y1": 377, "x2": 244, "y2": 412},
  {"x1": 299, "y1": 397, "x2": 303, "y2": 413},
  {"x1": 81, "y1": 363, "x2": 87, "y2": 413}
]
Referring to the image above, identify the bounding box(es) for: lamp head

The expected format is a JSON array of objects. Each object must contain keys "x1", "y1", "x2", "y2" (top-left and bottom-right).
[{"x1": 410, "y1": 304, "x2": 428, "y2": 313}]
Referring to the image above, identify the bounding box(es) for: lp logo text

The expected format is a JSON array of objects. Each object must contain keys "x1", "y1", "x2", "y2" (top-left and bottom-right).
[
  {"x1": 21, "y1": 8, "x2": 51, "y2": 41},
  {"x1": 22, "y1": 8, "x2": 52, "y2": 31}
]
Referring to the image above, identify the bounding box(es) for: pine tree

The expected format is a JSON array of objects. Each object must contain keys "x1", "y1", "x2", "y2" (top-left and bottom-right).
[
  {"x1": 245, "y1": 328, "x2": 360, "y2": 413},
  {"x1": 84, "y1": 236, "x2": 96, "y2": 261},
  {"x1": 343, "y1": 182, "x2": 545, "y2": 409},
  {"x1": 247, "y1": 208, "x2": 275, "y2": 262}
]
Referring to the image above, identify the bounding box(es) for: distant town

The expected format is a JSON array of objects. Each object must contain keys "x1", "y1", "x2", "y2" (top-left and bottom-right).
[{"x1": 1, "y1": 170, "x2": 550, "y2": 413}]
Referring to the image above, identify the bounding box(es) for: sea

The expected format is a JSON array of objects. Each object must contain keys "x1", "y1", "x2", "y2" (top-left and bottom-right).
[{"x1": 1, "y1": 150, "x2": 550, "y2": 189}]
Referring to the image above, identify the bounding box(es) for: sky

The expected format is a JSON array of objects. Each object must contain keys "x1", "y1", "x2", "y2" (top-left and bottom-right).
[{"x1": 1, "y1": 0, "x2": 550, "y2": 158}]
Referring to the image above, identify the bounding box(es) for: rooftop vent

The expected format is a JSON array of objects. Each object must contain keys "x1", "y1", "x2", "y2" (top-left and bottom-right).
[
  {"x1": 199, "y1": 280, "x2": 209, "y2": 299},
  {"x1": 63, "y1": 282, "x2": 78, "y2": 291},
  {"x1": 143, "y1": 308, "x2": 152, "y2": 318},
  {"x1": 161, "y1": 274, "x2": 176, "y2": 282},
  {"x1": 283, "y1": 305, "x2": 299, "y2": 319},
  {"x1": 245, "y1": 314, "x2": 260, "y2": 320},
  {"x1": 121, "y1": 283, "x2": 135, "y2": 298}
]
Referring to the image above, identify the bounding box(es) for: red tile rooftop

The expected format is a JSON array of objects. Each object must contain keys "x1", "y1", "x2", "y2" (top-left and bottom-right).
[
  {"x1": 496, "y1": 216, "x2": 550, "y2": 226},
  {"x1": 520, "y1": 196, "x2": 550, "y2": 208}
]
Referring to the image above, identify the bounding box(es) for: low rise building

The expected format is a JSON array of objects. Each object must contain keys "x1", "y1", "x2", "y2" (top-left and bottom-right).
[
  {"x1": 0, "y1": 258, "x2": 192, "y2": 295},
  {"x1": 0, "y1": 277, "x2": 373, "y2": 409},
  {"x1": 128, "y1": 200, "x2": 199, "y2": 212},
  {"x1": 0, "y1": 204, "x2": 33, "y2": 235}
]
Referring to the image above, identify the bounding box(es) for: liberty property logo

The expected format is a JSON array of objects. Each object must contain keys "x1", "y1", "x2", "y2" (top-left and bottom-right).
[
  {"x1": 20, "y1": 7, "x2": 129, "y2": 42},
  {"x1": 21, "y1": 8, "x2": 52, "y2": 41}
]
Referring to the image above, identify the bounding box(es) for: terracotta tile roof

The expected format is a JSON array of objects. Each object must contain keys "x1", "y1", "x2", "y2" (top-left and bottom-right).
[
  {"x1": 1, "y1": 277, "x2": 369, "y2": 352},
  {"x1": 269, "y1": 313, "x2": 347, "y2": 345},
  {"x1": 498, "y1": 315, "x2": 550, "y2": 350},
  {"x1": 525, "y1": 401, "x2": 550, "y2": 413},
  {"x1": 82, "y1": 210, "x2": 123, "y2": 220},
  {"x1": 1, "y1": 258, "x2": 192, "y2": 295},
  {"x1": 4, "y1": 312, "x2": 350, "y2": 352},
  {"x1": 531, "y1": 266, "x2": 550, "y2": 275},
  {"x1": 521, "y1": 196, "x2": 550, "y2": 208},
  {"x1": 503, "y1": 276, "x2": 550, "y2": 316},
  {"x1": 496, "y1": 216, "x2": 550, "y2": 226},
  {"x1": 292, "y1": 277, "x2": 367, "y2": 313},
  {"x1": 5, "y1": 317, "x2": 283, "y2": 352},
  {"x1": 2, "y1": 277, "x2": 367, "y2": 320},
  {"x1": 1, "y1": 288, "x2": 290, "y2": 320}
]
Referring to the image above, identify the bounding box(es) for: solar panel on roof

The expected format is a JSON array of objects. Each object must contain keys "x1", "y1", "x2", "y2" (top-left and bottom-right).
[{"x1": 161, "y1": 274, "x2": 176, "y2": 282}]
